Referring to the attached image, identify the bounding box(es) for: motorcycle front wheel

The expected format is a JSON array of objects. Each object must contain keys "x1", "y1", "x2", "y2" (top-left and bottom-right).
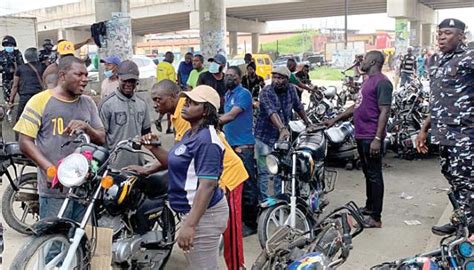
[
  {"x1": 10, "y1": 233, "x2": 89, "y2": 270},
  {"x1": 257, "y1": 204, "x2": 312, "y2": 249},
  {"x1": 2, "y1": 172, "x2": 39, "y2": 235}
]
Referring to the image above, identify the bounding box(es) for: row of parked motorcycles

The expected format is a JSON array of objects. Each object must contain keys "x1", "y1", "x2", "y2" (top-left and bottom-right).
[{"x1": 0, "y1": 71, "x2": 457, "y2": 269}]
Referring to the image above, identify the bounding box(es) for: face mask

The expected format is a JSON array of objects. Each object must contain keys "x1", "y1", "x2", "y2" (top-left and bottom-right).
[
  {"x1": 209, "y1": 62, "x2": 220, "y2": 74},
  {"x1": 225, "y1": 76, "x2": 238, "y2": 89},
  {"x1": 4, "y1": 47, "x2": 14, "y2": 53},
  {"x1": 104, "y1": 70, "x2": 114, "y2": 78}
]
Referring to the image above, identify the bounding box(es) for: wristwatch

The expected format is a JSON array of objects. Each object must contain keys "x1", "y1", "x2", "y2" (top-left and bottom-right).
[{"x1": 375, "y1": 136, "x2": 381, "y2": 141}]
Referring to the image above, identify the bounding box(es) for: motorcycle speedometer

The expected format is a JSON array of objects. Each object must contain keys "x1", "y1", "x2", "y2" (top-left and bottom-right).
[{"x1": 459, "y1": 241, "x2": 473, "y2": 258}]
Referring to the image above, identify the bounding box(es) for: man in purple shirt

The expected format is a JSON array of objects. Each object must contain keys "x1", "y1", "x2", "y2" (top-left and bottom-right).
[{"x1": 326, "y1": 51, "x2": 393, "y2": 228}]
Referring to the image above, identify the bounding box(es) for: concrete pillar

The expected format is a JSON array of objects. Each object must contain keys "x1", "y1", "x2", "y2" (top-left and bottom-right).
[
  {"x1": 252, "y1": 33, "x2": 259, "y2": 54},
  {"x1": 57, "y1": 29, "x2": 66, "y2": 41},
  {"x1": 422, "y1": 23, "x2": 435, "y2": 48},
  {"x1": 410, "y1": 20, "x2": 422, "y2": 47},
  {"x1": 394, "y1": 18, "x2": 409, "y2": 56},
  {"x1": 95, "y1": 0, "x2": 122, "y2": 21},
  {"x1": 199, "y1": 0, "x2": 226, "y2": 60},
  {"x1": 229, "y1": 31, "x2": 238, "y2": 57}
]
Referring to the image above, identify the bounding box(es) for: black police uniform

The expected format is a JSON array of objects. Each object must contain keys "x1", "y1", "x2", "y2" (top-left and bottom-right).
[{"x1": 0, "y1": 49, "x2": 24, "y2": 102}]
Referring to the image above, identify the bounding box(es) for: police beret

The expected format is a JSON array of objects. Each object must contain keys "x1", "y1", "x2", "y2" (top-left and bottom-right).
[{"x1": 438, "y1": 18, "x2": 466, "y2": 31}]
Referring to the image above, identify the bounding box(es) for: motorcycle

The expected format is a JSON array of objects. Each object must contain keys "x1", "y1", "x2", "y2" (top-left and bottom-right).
[
  {"x1": 338, "y1": 70, "x2": 362, "y2": 106},
  {"x1": 10, "y1": 133, "x2": 175, "y2": 270},
  {"x1": 371, "y1": 191, "x2": 474, "y2": 269},
  {"x1": 305, "y1": 88, "x2": 359, "y2": 170},
  {"x1": 257, "y1": 122, "x2": 337, "y2": 249},
  {"x1": 387, "y1": 78, "x2": 433, "y2": 160},
  {"x1": 252, "y1": 201, "x2": 365, "y2": 269},
  {"x1": 0, "y1": 140, "x2": 39, "y2": 235}
]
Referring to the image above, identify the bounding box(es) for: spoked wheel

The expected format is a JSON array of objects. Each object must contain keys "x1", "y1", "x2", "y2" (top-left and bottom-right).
[
  {"x1": 257, "y1": 204, "x2": 312, "y2": 249},
  {"x1": 10, "y1": 233, "x2": 89, "y2": 270},
  {"x1": 2, "y1": 173, "x2": 39, "y2": 234}
]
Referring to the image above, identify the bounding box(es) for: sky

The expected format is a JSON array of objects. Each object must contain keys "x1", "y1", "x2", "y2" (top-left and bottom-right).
[{"x1": 1, "y1": 0, "x2": 473, "y2": 34}]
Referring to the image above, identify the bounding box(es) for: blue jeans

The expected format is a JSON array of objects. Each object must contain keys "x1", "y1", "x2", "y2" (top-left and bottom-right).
[
  {"x1": 39, "y1": 196, "x2": 87, "y2": 264},
  {"x1": 39, "y1": 196, "x2": 86, "y2": 221},
  {"x1": 234, "y1": 147, "x2": 259, "y2": 228},
  {"x1": 255, "y1": 139, "x2": 281, "y2": 202}
]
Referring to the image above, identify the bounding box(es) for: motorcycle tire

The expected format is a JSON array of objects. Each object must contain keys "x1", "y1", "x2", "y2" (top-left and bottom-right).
[
  {"x1": 2, "y1": 172, "x2": 39, "y2": 235},
  {"x1": 257, "y1": 204, "x2": 312, "y2": 249},
  {"x1": 10, "y1": 233, "x2": 90, "y2": 270}
]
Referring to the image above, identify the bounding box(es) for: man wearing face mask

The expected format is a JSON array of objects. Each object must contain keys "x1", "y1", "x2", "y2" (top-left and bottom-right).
[
  {"x1": 98, "y1": 60, "x2": 151, "y2": 169},
  {"x1": 0, "y1": 35, "x2": 24, "y2": 105},
  {"x1": 255, "y1": 66, "x2": 312, "y2": 201},
  {"x1": 220, "y1": 66, "x2": 259, "y2": 238},
  {"x1": 99, "y1": 55, "x2": 121, "y2": 99},
  {"x1": 325, "y1": 51, "x2": 393, "y2": 228},
  {"x1": 197, "y1": 54, "x2": 227, "y2": 113}
]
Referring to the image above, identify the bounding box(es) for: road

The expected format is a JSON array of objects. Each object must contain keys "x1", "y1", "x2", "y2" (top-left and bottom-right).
[
  {"x1": 0, "y1": 78, "x2": 452, "y2": 269},
  {"x1": 0, "y1": 148, "x2": 449, "y2": 269}
]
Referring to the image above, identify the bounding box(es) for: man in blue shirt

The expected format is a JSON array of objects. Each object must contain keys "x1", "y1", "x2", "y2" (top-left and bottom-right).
[
  {"x1": 220, "y1": 66, "x2": 258, "y2": 236},
  {"x1": 255, "y1": 66, "x2": 312, "y2": 201},
  {"x1": 177, "y1": 52, "x2": 193, "y2": 89}
]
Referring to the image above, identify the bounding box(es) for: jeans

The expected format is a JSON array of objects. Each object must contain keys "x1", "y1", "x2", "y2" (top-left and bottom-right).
[
  {"x1": 39, "y1": 196, "x2": 87, "y2": 263},
  {"x1": 400, "y1": 72, "x2": 413, "y2": 87},
  {"x1": 356, "y1": 139, "x2": 384, "y2": 221},
  {"x1": 256, "y1": 139, "x2": 281, "y2": 202},
  {"x1": 235, "y1": 147, "x2": 259, "y2": 228}
]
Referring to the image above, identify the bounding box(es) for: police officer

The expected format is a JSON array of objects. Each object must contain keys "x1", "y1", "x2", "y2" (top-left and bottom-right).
[
  {"x1": 416, "y1": 18, "x2": 474, "y2": 236},
  {"x1": 0, "y1": 35, "x2": 24, "y2": 103},
  {"x1": 39, "y1": 39, "x2": 54, "y2": 66}
]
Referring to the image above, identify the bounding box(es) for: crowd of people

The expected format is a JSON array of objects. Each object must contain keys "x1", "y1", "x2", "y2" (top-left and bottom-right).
[{"x1": 0, "y1": 16, "x2": 472, "y2": 269}]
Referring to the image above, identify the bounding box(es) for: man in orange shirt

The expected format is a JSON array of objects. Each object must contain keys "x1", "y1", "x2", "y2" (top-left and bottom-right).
[{"x1": 126, "y1": 79, "x2": 248, "y2": 269}]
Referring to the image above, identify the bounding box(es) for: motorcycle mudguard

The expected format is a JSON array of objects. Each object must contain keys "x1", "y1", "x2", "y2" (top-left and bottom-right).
[{"x1": 30, "y1": 217, "x2": 79, "y2": 237}]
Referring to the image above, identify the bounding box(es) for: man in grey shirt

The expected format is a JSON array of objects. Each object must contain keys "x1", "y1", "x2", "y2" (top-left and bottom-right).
[{"x1": 99, "y1": 60, "x2": 151, "y2": 169}]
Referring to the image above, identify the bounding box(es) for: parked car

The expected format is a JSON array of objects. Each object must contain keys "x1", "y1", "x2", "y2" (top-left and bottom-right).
[
  {"x1": 229, "y1": 54, "x2": 273, "y2": 80},
  {"x1": 306, "y1": 54, "x2": 326, "y2": 68},
  {"x1": 272, "y1": 55, "x2": 309, "y2": 71},
  {"x1": 87, "y1": 55, "x2": 157, "y2": 81}
]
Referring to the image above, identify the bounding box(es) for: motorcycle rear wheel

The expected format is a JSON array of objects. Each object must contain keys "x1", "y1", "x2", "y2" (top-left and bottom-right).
[
  {"x1": 10, "y1": 233, "x2": 89, "y2": 270},
  {"x1": 257, "y1": 204, "x2": 312, "y2": 249},
  {"x1": 2, "y1": 172, "x2": 39, "y2": 235}
]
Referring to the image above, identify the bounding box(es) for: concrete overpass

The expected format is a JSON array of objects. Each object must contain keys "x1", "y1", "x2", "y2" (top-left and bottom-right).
[{"x1": 8, "y1": 0, "x2": 474, "y2": 56}]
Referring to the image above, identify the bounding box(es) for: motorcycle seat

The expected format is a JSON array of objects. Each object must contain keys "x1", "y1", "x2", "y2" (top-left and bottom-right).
[
  {"x1": 142, "y1": 170, "x2": 168, "y2": 199},
  {"x1": 4, "y1": 142, "x2": 34, "y2": 166}
]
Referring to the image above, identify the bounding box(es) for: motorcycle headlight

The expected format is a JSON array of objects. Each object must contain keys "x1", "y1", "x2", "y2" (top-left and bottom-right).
[
  {"x1": 266, "y1": 155, "x2": 279, "y2": 175},
  {"x1": 316, "y1": 103, "x2": 326, "y2": 115},
  {"x1": 57, "y1": 153, "x2": 89, "y2": 188}
]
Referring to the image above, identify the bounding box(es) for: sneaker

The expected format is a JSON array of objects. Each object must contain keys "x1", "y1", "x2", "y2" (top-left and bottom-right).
[
  {"x1": 432, "y1": 223, "x2": 456, "y2": 236},
  {"x1": 364, "y1": 216, "x2": 382, "y2": 228},
  {"x1": 359, "y1": 207, "x2": 374, "y2": 216},
  {"x1": 242, "y1": 224, "x2": 257, "y2": 237},
  {"x1": 155, "y1": 120, "x2": 162, "y2": 132}
]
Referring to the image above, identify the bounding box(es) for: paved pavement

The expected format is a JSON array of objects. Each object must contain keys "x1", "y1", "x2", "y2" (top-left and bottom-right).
[{"x1": 1, "y1": 77, "x2": 453, "y2": 269}]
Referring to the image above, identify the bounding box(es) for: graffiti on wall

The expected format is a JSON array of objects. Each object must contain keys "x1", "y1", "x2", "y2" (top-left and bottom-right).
[
  {"x1": 200, "y1": 30, "x2": 226, "y2": 62},
  {"x1": 395, "y1": 18, "x2": 409, "y2": 56},
  {"x1": 104, "y1": 12, "x2": 133, "y2": 60}
]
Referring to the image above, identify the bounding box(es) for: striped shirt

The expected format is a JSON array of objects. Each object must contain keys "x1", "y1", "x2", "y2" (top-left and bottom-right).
[
  {"x1": 13, "y1": 90, "x2": 103, "y2": 198},
  {"x1": 401, "y1": 54, "x2": 416, "y2": 74}
]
